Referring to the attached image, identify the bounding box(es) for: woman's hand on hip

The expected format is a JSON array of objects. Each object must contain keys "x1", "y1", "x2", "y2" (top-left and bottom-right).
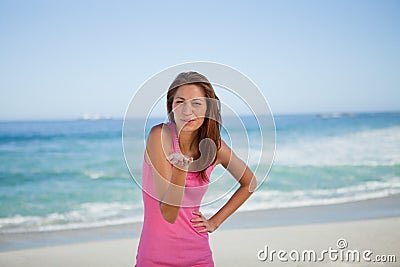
[{"x1": 191, "y1": 211, "x2": 217, "y2": 233}]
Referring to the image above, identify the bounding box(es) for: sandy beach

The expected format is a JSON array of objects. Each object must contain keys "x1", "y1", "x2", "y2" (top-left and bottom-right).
[{"x1": 1, "y1": 196, "x2": 399, "y2": 266}]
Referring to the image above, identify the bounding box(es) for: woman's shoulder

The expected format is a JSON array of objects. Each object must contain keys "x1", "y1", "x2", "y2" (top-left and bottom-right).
[
  {"x1": 145, "y1": 123, "x2": 173, "y2": 165},
  {"x1": 147, "y1": 123, "x2": 174, "y2": 150},
  {"x1": 147, "y1": 123, "x2": 172, "y2": 148},
  {"x1": 147, "y1": 123, "x2": 172, "y2": 145}
]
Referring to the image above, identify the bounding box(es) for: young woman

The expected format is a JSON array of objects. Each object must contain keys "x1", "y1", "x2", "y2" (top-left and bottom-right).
[{"x1": 135, "y1": 71, "x2": 257, "y2": 266}]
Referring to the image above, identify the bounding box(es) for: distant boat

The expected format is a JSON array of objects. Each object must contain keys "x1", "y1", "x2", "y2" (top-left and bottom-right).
[
  {"x1": 317, "y1": 112, "x2": 353, "y2": 119},
  {"x1": 79, "y1": 113, "x2": 112, "y2": 120}
]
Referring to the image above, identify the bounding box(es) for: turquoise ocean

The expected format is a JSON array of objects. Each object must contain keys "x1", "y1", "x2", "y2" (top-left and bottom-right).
[{"x1": 0, "y1": 112, "x2": 399, "y2": 233}]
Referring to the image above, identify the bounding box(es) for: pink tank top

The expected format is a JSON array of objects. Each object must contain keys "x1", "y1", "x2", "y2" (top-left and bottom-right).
[{"x1": 135, "y1": 122, "x2": 215, "y2": 267}]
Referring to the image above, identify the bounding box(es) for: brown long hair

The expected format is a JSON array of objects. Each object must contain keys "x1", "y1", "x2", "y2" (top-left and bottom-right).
[{"x1": 167, "y1": 71, "x2": 222, "y2": 181}]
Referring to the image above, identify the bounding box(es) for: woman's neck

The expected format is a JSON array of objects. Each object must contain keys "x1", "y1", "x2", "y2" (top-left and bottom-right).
[{"x1": 178, "y1": 130, "x2": 198, "y2": 156}]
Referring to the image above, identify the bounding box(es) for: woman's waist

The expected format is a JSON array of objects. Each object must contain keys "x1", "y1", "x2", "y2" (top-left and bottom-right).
[{"x1": 141, "y1": 219, "x2": 209, "y2": 242}]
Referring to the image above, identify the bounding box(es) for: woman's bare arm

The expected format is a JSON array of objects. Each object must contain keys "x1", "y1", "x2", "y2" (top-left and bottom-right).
[{"x1": 145, "y1": 124, "x2": 188, "y2": 223}]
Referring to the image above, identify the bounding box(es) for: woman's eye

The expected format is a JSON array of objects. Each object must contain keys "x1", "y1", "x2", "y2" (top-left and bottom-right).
[{"x1": 193, "y1": 102, "x2": 202, "y2": 106}]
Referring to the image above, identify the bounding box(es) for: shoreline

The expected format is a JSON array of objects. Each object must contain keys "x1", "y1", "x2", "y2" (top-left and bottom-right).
[{"x1": 1, "y1": 194, "x2": 400, "y2": 252}]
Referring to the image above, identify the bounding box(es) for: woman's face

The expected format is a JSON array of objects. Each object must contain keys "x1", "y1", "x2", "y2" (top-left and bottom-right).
[{"x1": 172, "y1": 84, "x2": 207, "y2": 133}]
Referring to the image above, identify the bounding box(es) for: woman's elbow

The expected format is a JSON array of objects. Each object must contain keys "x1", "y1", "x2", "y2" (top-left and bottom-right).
[{"x1": 248, "y1": 175, "x2": 257, "y2": 193}]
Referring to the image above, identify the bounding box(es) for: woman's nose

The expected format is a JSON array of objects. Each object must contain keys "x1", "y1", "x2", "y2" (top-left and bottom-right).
[{"x1": 182, "y1": 102, "x2": 192, "y2": 115}]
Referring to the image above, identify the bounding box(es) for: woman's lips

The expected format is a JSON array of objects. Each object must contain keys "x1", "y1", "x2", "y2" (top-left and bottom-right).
[{"x1": 181, "y1": 118, "x2": 195, "y2": 123}]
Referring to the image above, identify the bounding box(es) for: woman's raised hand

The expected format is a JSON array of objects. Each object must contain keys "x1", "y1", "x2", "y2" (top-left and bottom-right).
[{"x1": 167, "y1": 152, "x2": 193, "y2": 171}]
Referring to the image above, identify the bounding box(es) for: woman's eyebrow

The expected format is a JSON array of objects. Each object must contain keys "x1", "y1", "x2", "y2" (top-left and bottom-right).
[
  {"x1": 191, "y1": 98, "x2": 205, "y2": 102},
  {"x1": 175, "y1": 96, "x2": 205, "y2": 101}
]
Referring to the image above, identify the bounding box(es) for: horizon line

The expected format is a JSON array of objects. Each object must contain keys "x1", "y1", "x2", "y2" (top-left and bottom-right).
[{"x1": 0, "y1": 109, "x2": 399, "y2": 123}]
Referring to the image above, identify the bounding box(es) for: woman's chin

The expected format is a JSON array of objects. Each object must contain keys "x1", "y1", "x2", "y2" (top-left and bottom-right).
[
  {"x1": 181, "y1": 124, "x2": 200, "y2": 132},
  {"x1": 177, "y1": 120, "x2": 203, "y2": 132}
]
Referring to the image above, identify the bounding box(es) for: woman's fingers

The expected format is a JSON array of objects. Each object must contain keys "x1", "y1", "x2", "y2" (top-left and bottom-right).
[
  {"x1": 191, "y1": 211, "x2": 217, "y2": 233},
  {"x1": 191, "y1": 211, "x2": 211, "y2": 232},
  {"x1": 198, "y1": 228, "x2": 209, "y2": 233},
  {"x1": 167, "y1": 153, "x2": 193, "y2": 167},
  {"x1": 191, "y1": 211, "x2": 203, "y2": 223},
  {"x1": 192, "y1": 222, "x2": 205, "y2": 228}
]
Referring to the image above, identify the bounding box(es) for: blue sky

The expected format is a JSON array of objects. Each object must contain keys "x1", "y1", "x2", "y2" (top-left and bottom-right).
[{"x1": 0, "y1": 0, "x2": 399, "y2": 120}]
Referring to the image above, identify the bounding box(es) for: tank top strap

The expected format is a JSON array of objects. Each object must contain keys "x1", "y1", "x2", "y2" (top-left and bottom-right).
[{"x1": 166, "y1": 122, "x2": 180, "y2": 153}]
